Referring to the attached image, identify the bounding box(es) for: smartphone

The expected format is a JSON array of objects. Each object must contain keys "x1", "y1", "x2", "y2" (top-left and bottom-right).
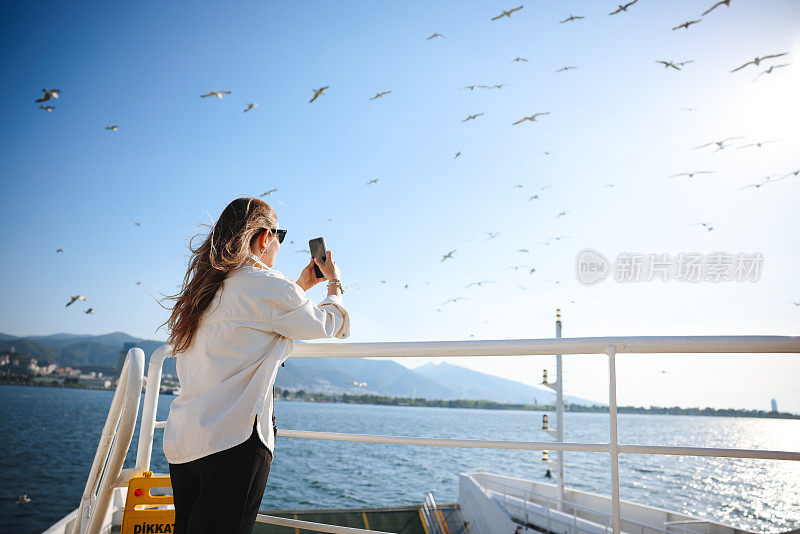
[{"x1": 309, "y1": 237, "x2": 327, "y2": 279}]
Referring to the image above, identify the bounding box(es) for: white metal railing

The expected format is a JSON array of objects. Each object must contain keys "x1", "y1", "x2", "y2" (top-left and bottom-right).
[
  {"x1": 125, "y1": 335, "x2": 800, "y2": 534},
  {"x1": 69, "y1": 347, "x2": 144, "y2": 534},
  {"x1": 421, "y1": 492, "x2": 449, "y2": 534}
]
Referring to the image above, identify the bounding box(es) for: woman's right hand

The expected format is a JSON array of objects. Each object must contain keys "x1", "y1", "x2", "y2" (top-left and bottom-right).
[{"x1": 314, "y1": 250, "x2": 342, "y2": 281}]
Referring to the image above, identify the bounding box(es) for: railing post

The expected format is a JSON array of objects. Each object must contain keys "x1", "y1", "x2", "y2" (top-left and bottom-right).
[
  {"x1": 556, "y1": 309, "x2": 565, "y2": 512},
  {"x1": 135, "y1": 344, "x2": 173, "y2": 474},
  {"x1": 607, "y1": 344, "x2": 621, "y2": 534}
]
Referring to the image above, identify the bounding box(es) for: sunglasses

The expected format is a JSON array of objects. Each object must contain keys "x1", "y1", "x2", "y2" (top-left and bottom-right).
[{"x1": 265, "y1": 228, "x2": 287, "y2": 244}]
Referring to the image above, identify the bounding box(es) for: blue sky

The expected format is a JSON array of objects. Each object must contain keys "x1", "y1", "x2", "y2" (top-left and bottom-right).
[{"x1": 1, "y1": 0, "x2": 799, "y2": 412}]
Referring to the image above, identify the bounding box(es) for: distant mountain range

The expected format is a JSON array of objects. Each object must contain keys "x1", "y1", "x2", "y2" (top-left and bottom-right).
[{"x1": 0, "y1": 332, "x2": 603, "y2": 406}]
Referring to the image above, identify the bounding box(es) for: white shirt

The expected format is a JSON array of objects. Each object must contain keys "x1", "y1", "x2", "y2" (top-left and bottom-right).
[{"x1": 163, "y1": 259, "x2": 350, "y2": 464}]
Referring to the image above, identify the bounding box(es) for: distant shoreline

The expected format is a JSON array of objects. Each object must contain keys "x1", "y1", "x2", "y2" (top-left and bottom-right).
[
  {"x1": 2, "y1": 381, "x2": 796, "y2": 419},
  {"x1": 274, "y1": 389, "x2": 800, "y2": 419}
]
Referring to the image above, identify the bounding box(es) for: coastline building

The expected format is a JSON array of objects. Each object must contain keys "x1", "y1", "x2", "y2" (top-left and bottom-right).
[{"x1": 770, "y1": 398, "x2": 778, "y2": 413}]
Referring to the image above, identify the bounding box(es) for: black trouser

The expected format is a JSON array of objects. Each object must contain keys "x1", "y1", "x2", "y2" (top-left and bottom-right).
[{"x1": 168, "y1": 419, "x2": 273, "y2": 534}]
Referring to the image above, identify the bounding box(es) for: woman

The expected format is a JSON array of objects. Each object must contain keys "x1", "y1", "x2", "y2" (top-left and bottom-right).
[{"x1": 161, "y1": 197, "x2": 350, "y2": 534}]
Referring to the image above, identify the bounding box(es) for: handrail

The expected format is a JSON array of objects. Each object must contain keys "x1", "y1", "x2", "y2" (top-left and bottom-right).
[
  {"x1": 288, "y1": 336, "x2": 800, "y2": 357},
  {"x1": 421, "y1": 493, "x2": 449, "y2": 534},
  {"x1": 132, "y1": 336, "x2": 800, "y2": 534},
  {"x1": 135, "y1": 344, "x2": 175, "y2": 473},
  {"x1": 69, "y1": 348, "x2": 144, "y2": 534},
  {"x1": 267, "y1": 429, "x2": 800, "y2": 460}
]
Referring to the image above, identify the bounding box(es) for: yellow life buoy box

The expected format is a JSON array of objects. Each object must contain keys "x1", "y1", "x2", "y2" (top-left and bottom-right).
[{"x1": 121, "y1": 471, "x2": 175, "y2": 534}]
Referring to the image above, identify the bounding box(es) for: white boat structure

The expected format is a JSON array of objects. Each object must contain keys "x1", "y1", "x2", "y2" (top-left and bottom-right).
[{"x1": 44, "y1": 312, "x2": 800, "y2": 534}]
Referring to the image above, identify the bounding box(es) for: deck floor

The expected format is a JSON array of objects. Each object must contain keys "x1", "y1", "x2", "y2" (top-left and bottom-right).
[{"x1": 253, "y1": 503, "x2": 465, "y2": 534}]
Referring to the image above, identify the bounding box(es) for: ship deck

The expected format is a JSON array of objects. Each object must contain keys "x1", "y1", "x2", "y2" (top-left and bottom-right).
[{"x1": 253, "y1": 503, "x2": 465, "y2": 534}]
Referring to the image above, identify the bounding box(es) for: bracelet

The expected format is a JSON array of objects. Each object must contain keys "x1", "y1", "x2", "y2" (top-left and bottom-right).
[{"x1": 327, "y1": 278, "x2": 345, "y2": 294}]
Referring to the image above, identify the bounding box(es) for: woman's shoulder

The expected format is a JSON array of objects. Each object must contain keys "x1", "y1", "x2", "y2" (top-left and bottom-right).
[
  {"x1": 228, "y1": 266, "x2": 306, "y2": 311},
  {"x1": 229, "y1": 265, "x2": 295, "y2": 291}
]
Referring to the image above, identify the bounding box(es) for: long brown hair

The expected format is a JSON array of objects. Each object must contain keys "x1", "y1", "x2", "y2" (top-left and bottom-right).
[{"x1": 161, "y1": 197, "x2": 278, "y2": 354}]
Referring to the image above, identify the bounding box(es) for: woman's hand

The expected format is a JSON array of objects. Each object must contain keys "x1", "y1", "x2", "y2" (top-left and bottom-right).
[
  {"x1": 296, "y1": 257, "x2": 322, "y2": 292},
  {"x1": 314, "y1": 251, "x2": 341, "y2": 282}
]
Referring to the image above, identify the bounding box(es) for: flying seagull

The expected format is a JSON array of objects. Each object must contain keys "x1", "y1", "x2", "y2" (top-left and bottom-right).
[
  {"x1": 669, "y1": 171, "x2": 714, "y2": 178},
  {"x1": 513, "y1": 112, "x2": 550, "y2": 125},
  {"x1": 656, "y1": 60, "x2": 682, "y2": 70},
  {"x1": 440, "y1": 298, "x2": 468, "y2": 306},
  {"x1": 560, "y1": 14, "x2": 585, "y2": 23},
  {"x1": 200, "y1": 90, "x2": 231, "y2": 99},
  {"x1": 610, "y1": 0, "x2": 638, "y2": 15},
  {"x1": 730, "y1": 53, "x2": 787, "y2": 73},
  {"x1": 486, "y1": 231, "x2": 501, "y2": 240},
  {"x1": 556, "y1": 211, "x2": 569, "y2": 218},
  {"x1": 454, "y1": 152, "x2": 461, "y2": 159},
  {"x1": 84, "y1": 308, "x2": 94, "y2": 314},
  {"x1": 370, "y1": 91, "x2": 391, "y2": 100},
  {"x1": 441, "y1": 250, "x2": 456, "y2": 262},
  {"x1": 460, "y1": 85, "x2": 487, "y2": 91},
  {"x1": 35, "y1": 89, "x2": 61, "y2": 102},
  {"x1": 510, "y1": 57, "x2": 529, "y2": 63},
  {"x1": 309, "y1": 86, "x2": 329, "y2": 103},
  {"x1": 702, "y1": 0, "x2": 731, "y2": 16},
  {"x1": 134, "y1": 222, "x2": 141, "y2": 227},
  {"x1": 16, "y1": 495, "x2": 31, "y2": 505},
  {"x1": 752, "y1": 64, "x2": 790, "y2": 81},
  {"x1": 106, "y1": 125, "x2": 118, "y2": 131},
  {"x1": 66, "y1": 295, "x2": 86, "y2": 307},
  {"x1": 244, "y1": 103, "x2": 258, "y2": 112},
  {"x1": 39, "y1": 105, "x2": 55, "y2": 112},
  {"x1": 738, "y1": 181, "x2": 766, "y2": 190},
  {"x1": 491, "y1": 6, "x2": 524, "y2": 20},
  {"x1": 556, "y1": 66, "x2": 577, "y2": 72},
  {"x1": 462, "y1": 113, "x2": 484, "y2": 122},
  {"x1": 672, "y1": 20, "x2": 701, "y2": 30},
  {"x1": 691, "y1": 222, "x2": 714, "y2": 232},
  {"x1": 693, "y1": 137, "x2": 744, "y2": 151},
  {"x1": 260, "y1": 188, "x2": 277, "y2": 197},
  {"x1": 739, "y1": 140, "x2": 778, "y2": 149},
  {"x1": 464, "y1": 281, "x2": 497, "y2": 288},
  {"x1": 427, "y1": 33, "x2": 443, "y2": 40},
  {"x1": 366, "y1": 178, "x2": 379, "y2": 185},
  {"x1": 56, "y1": 248, "x2": 64, "y2": 253}
]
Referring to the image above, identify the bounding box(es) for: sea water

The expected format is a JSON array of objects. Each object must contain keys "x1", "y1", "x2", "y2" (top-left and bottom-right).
[{"x1": 1, "y1": 385, "x2": 797, "y2": 533}]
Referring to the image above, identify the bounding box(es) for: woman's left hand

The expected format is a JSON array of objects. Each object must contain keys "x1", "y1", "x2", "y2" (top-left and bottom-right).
[{"x1": 296, "y1": 257, "x2": 323, "y2": 291}]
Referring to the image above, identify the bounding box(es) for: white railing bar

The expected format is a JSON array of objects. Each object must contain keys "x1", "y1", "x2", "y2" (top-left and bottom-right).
[
  {"x1": 255, "y1": 513, "x2": 394, "y2": 534},
  {"x1": 608, "y1": 344, "x2": 621, "y2": 534},
  {"x1": 289, "y1": 336, "x2": 800, "y2": 358},
  {"x1": 154, "y1": 420, "x2": 166, "y2": 429},
  {"x1": 617, "y1": 444, "x2": 800, "y2": 461},
  {"x1": 135, "y1": 345, "x2": 174, "y2": 474},
  {"x1": 69, "y1": 354, "x2": 132, "y2": 534},
  {"x1": 86, "y1": 348, "x2": 144, "y2": 534},
  {"x1": 276, "y1": 429, "x2": 800, "y2": 461}
]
